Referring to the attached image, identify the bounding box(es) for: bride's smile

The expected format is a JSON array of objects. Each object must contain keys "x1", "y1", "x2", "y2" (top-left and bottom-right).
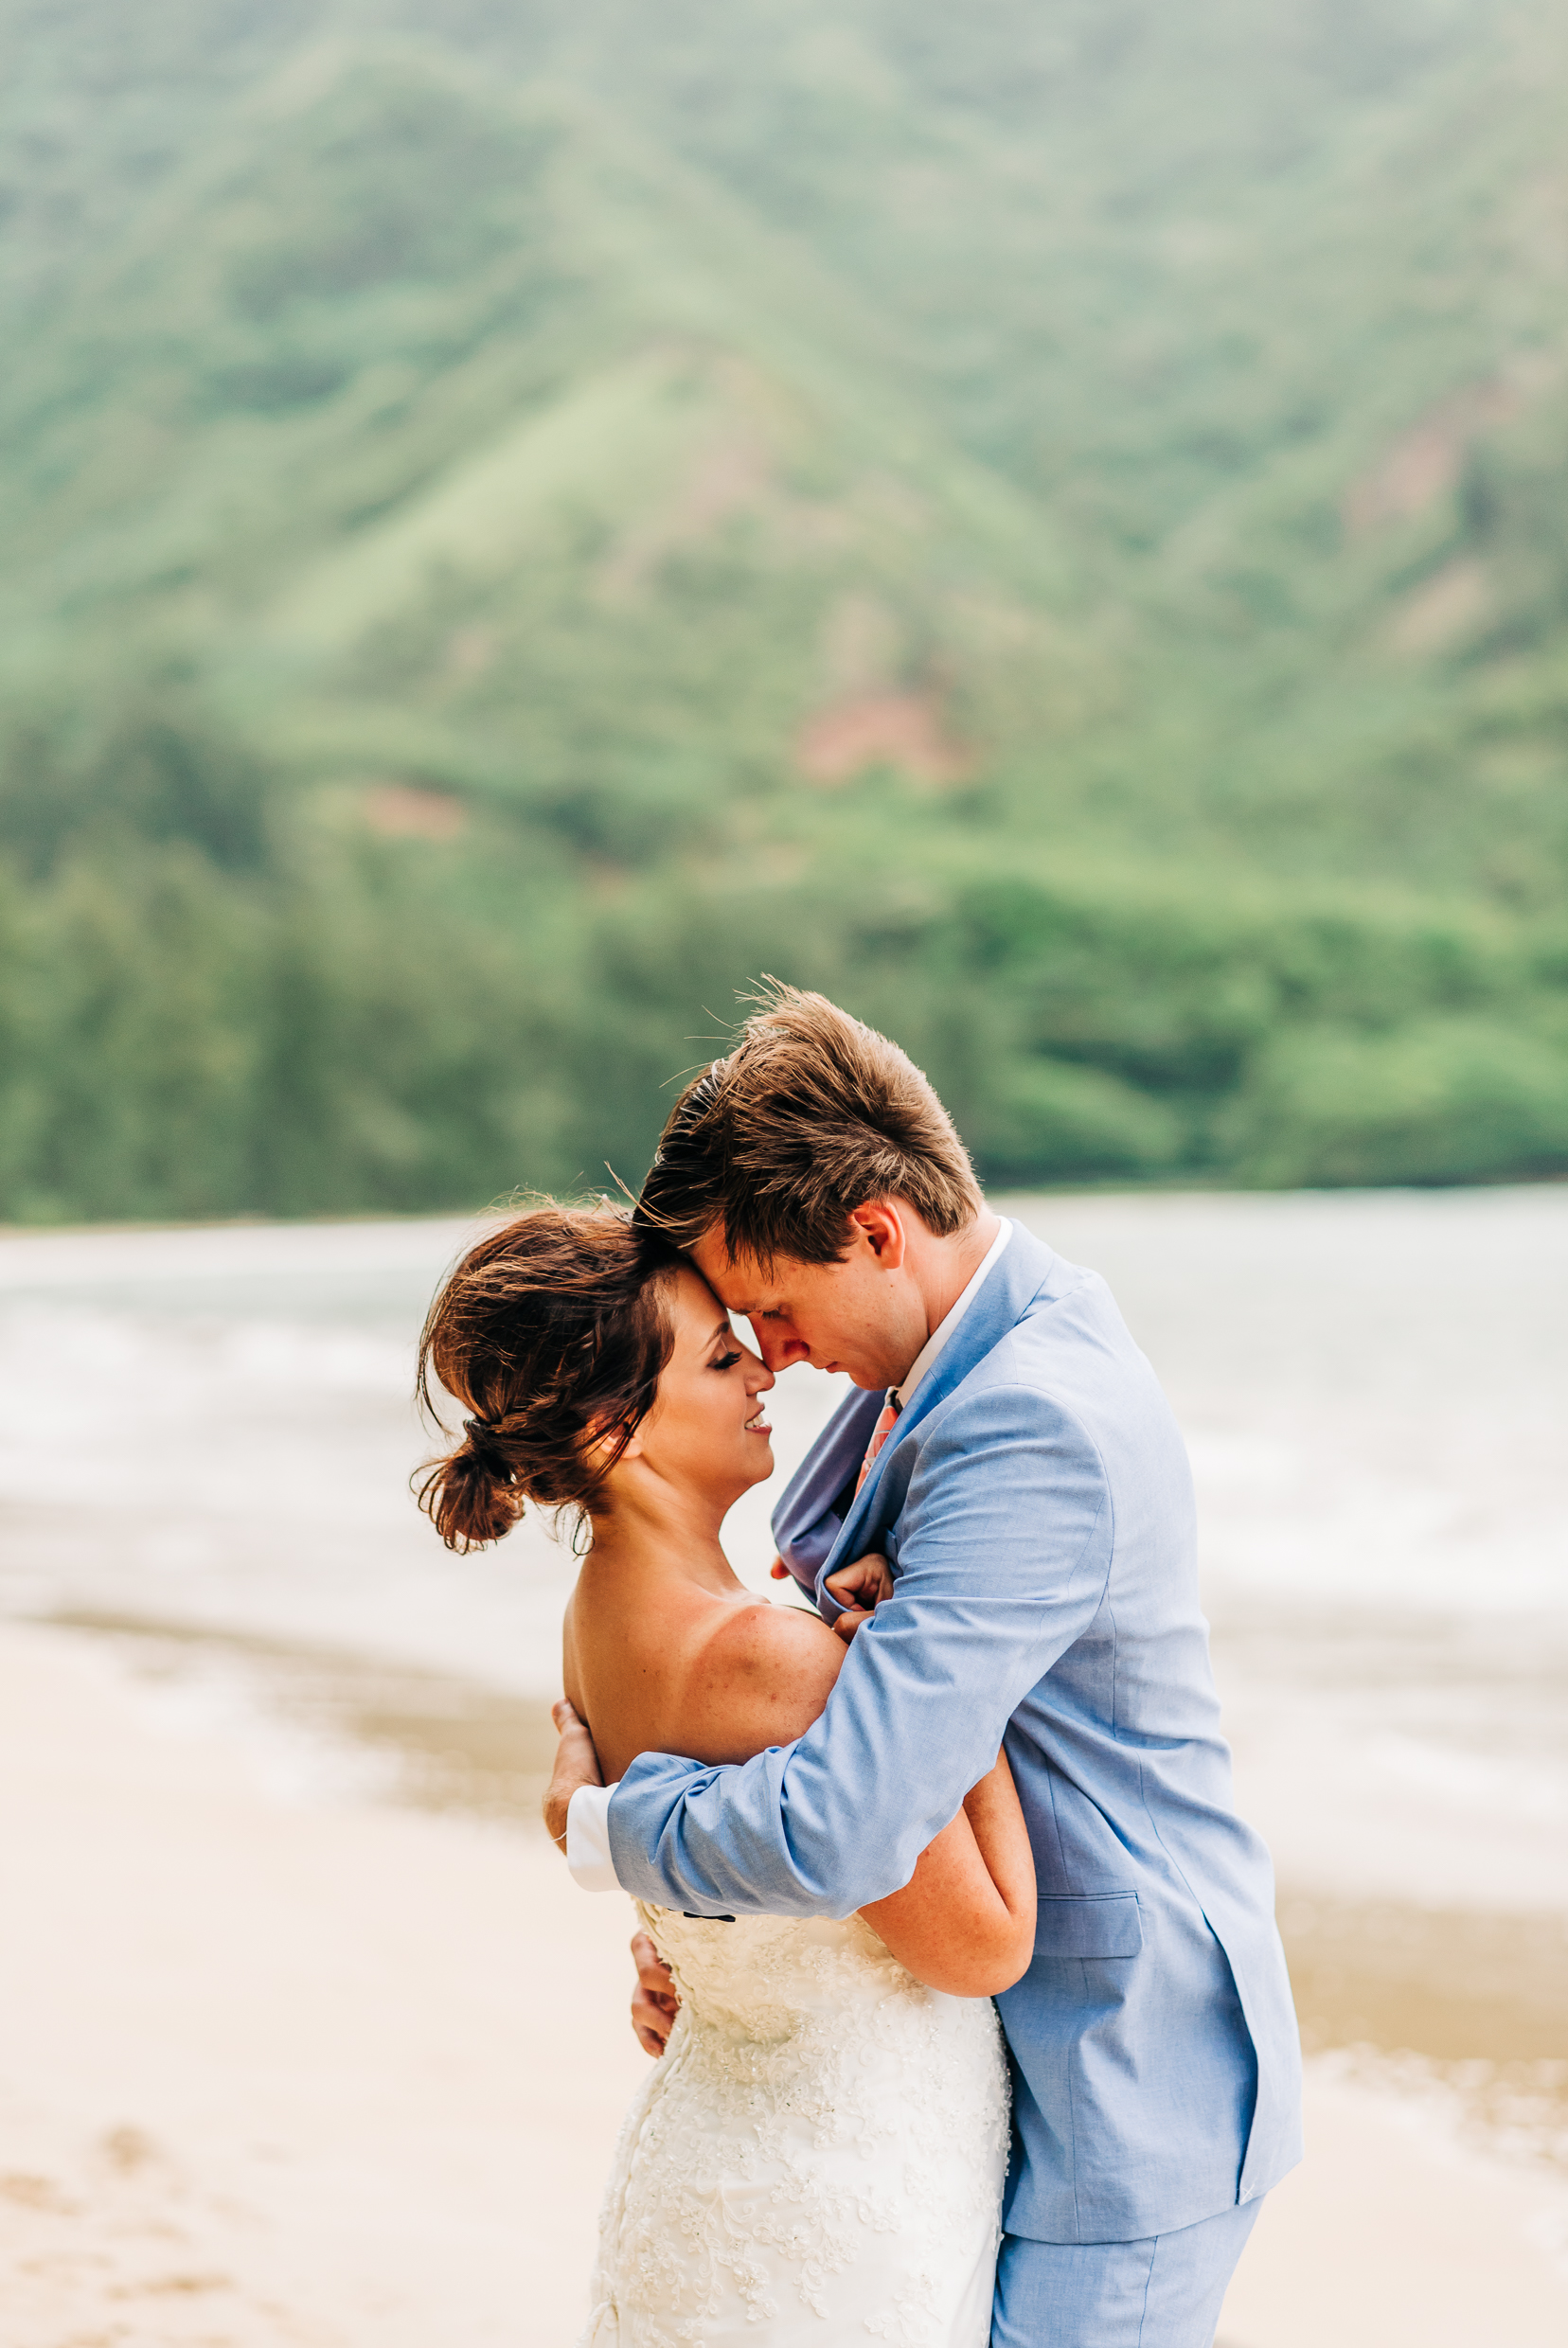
[{"x1": 599, "y1": 1267, "x2": 776, "y2": 1526}]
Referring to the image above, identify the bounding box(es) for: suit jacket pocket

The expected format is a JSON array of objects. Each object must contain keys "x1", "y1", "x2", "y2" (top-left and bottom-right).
[{"x1": 1033, "y1": 1892, "x2": 1144, "y2": 1960}]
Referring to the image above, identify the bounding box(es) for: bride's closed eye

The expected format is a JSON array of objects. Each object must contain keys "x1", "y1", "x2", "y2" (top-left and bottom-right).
[{"x1": 711, "y1": 1348, "x2": 742, "y2": 1371}]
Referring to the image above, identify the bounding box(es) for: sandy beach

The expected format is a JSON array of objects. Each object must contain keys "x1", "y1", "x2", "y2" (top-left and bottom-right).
[
  {"x1": 3, "y1": 1618, "x2": 1565, "y2": 2348},
  {"x1": 0, "y1": 1620, "x2": 644, "y2": 2347}
]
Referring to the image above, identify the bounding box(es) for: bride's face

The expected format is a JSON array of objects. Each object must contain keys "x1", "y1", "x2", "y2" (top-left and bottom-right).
[{"x1": 618, "y1": 1265, "x2": 775, "y2": 1507}]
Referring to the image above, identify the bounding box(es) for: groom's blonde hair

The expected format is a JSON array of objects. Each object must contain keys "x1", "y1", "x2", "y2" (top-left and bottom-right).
[{"x1": 635, "y1": 984, "x2": 983, "y2": 1269}]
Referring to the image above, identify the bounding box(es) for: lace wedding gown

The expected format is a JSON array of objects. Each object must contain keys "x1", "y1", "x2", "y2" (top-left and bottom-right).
[{"x1": 580, "y1": 1901, "x2": 1010, "y2": 2347}]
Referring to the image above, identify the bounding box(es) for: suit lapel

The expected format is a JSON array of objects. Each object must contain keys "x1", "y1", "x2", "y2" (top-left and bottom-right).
[
  {"x1": 769, "y1": 1382, "x2": 884, "y2": 1589},
  {"x1": 818, "y1": 1221, "x2": 1057, "y2": 1578}
]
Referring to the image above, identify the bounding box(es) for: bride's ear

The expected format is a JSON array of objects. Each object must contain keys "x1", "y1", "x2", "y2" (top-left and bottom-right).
[{"x1": 587, "y1": 1414, "x2": 646, "y2": 1470}]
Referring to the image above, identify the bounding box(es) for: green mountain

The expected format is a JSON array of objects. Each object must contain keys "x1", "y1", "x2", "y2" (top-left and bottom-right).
[{"x1": 1, "y1": 1, "x2": 1565, "y2": 1218}]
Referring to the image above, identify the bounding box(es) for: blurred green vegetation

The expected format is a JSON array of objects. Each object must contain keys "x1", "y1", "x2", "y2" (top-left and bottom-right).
[{"x1": 0, "y1": 0, "x2": 1565, "y2": 1219}]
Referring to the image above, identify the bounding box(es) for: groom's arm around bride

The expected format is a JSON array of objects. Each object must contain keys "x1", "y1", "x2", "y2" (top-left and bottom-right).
[{"x1": 549, "y1": 987, "x2": 1302, "y2": 2347}]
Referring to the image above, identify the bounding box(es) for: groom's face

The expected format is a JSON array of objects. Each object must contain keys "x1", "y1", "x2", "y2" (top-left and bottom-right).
[{"x1": 691, "y1": 1208, "x2": 928, "y2": 1392}]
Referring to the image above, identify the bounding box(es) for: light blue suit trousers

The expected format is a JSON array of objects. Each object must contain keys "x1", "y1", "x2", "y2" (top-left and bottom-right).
[
  {"x1": 992, "y1": 2202, "x2": 1261, "y2": 2346},
  {"x1": 608, "y1": 1222, "x2": 1302, "y2": 2262}
]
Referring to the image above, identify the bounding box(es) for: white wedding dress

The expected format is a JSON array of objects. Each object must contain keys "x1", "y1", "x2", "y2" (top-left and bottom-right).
[{"x1": 580, "y1": 1900, "x2": 1010, "y2": 2347}]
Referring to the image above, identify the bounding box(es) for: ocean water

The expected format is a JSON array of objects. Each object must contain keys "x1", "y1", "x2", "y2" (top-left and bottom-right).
[
  {"x1": 1004, "y1": 1190, "x2": 1568, "y2": 1922},
  {"x1": 5, "y1": 1189, "x2": 1564, "y2": 1927}
]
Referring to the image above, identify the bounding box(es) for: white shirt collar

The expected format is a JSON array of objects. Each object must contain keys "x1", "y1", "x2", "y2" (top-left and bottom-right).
[{"x1": 893, "y1": 1217, "x2": 1013, "y2": 1412}]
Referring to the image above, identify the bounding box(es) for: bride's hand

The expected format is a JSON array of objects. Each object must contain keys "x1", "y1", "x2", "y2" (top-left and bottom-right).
[
  {"x1": 823, "y1": 1551, "x2": 894, "y2": 1644},
  {"x1": 630, "y1": 1929, "x2": 680, "y2": 2057},
  {"x1": 543, "y1": 1698, "x2": 604, "y2": 1850}
]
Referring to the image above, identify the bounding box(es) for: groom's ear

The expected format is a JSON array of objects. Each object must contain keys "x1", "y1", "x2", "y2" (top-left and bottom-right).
[{"x1": 847, "y1": 1201, "x2": 908, "y2": 1268}]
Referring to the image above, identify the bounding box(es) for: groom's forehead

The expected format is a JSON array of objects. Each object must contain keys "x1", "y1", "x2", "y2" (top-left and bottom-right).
[
  {"x1": 691, "y1": 1231, "x2": 824, "y2": 1312},
  {"x1": 697, "y1": 1251, "x2": 779, "y2": 1315}
]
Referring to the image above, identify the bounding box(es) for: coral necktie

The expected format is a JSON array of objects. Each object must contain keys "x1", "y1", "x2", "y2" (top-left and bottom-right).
[{"x1": 855, "y1": 1392, "x2": 901, "y2": 1493}]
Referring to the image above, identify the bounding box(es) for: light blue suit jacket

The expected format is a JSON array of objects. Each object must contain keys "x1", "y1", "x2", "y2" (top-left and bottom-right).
[{"x1": 608, "y1": 1224, "x2": 1303, "y2": 2243}]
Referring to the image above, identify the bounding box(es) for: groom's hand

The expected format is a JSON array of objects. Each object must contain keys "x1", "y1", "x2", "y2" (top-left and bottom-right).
[
  {"x1": 543, "y1": 1698, "x2": 603, "y2": 1851},
  {"x1": 823, "y1": 1551, "x2": 894, "y2": 1644}
]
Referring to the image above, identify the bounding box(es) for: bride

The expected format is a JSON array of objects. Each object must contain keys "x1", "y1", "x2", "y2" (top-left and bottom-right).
[{"x1": 418, "y1": 1202, "x2": 1035, "y2": 2346}]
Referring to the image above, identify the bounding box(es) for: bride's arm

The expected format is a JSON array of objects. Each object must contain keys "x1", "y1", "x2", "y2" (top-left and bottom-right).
[
  {"x1": 699, "y1": 1605, "x2": 1035, "y2": 1998},
  {"x1": 857, "y1": 1748, "x2": 1035, "y2": 1996}
]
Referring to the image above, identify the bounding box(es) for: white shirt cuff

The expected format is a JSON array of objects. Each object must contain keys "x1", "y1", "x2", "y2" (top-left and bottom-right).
[{"x1": 565, "y1": 1780, "x2": 621, "y2": 1892}]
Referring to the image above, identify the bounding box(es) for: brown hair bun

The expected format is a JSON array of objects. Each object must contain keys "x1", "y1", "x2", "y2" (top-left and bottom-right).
[{"x1": 416, "y1": 1201, "x2": 680, "y2": 1553}]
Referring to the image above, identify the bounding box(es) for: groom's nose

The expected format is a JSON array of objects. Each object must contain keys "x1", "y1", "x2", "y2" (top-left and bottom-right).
[{"x1": 751, "y1": 1322, "x2": 811, "y2": 1372}]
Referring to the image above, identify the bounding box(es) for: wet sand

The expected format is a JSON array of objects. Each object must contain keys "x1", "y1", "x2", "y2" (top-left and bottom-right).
[{"x1": 4, "y1": 1617, "x2": 1566, "y2": 2345}]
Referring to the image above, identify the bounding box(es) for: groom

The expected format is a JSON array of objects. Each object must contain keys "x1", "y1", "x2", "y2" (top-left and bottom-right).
[{"x1": 546, "y1": 987, "x2": 1301, "y2": 2346}]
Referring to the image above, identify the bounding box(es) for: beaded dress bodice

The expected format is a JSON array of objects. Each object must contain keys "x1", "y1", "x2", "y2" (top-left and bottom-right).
[{"x1": 580, "y1": 1902, "x2": 1009, "y2": 2347}]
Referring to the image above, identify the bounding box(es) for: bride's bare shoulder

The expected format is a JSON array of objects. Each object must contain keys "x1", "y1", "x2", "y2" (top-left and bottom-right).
[
  {"x1": 684, "y1": 1594, "x2": 845, "y2": 1754},
  {"x1": 708, "y1": 1593, "x2": 843, "y2": 1683}
]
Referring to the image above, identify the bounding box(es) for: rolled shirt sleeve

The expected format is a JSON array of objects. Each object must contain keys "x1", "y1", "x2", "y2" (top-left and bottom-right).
[{"x1": 565, "y1": 1780, "x2": 621, "y2": 1891}]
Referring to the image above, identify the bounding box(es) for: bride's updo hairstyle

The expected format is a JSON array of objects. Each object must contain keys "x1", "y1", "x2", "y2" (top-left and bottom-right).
[{"x1": 416, "y1": 1202, "x2": 682, "y2": 1554}]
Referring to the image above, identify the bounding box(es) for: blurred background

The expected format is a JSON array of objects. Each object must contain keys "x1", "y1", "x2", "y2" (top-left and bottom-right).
[
  {"x1": 4, "y1": 0, "x2": 1568, "y2": 1214},
  {"x1": 0, "y1": 4, "x2": 1564, "y2": 2344}
]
